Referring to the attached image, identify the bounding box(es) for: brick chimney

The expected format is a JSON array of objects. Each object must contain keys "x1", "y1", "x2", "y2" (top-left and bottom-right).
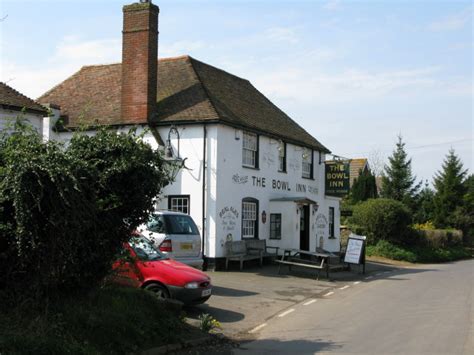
[{"x1": 121, "y1": 0, "x2": 159, "y2": 123}]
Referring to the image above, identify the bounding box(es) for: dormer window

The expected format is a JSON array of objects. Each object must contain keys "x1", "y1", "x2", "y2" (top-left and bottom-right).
[
  {"x1": 302, "y1": 149, "x2": 314, "y2": 179},
  {"x1": 278, "y1": 141, "x2": 286, "y2": 172},
  {"x1": 242, "y1": 132, "x2": 259, "y2": 168}
]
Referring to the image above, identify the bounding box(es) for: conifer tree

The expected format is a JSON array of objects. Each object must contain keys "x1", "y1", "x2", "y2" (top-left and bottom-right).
[
  {"x1": 351, "y1": 168, "x2": 378, "y2": 203},
  {"x1": 433, "y1": 149, "x2": 467, "y2": 227},
  {"x1": 381, "y1": 135, "x2": 421, "y2": 206}
]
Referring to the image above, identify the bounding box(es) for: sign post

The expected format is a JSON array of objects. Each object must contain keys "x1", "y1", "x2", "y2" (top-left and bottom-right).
[{"x1": 343, "y1": 233, "x2": 366, "y2": 274}]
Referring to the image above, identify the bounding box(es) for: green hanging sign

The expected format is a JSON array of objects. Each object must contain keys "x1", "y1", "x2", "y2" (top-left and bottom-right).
[{"x1": 325, "y1": 161, "x2": 350, "y2": 197}]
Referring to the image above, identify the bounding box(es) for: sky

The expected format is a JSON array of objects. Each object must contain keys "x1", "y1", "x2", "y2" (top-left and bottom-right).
[{"x1": 1, "y1": 0, "x2": 472, "y2": 183}]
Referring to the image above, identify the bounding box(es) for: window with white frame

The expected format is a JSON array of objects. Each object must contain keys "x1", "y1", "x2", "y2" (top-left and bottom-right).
[
  {"x1": 302, "y1": 149, "x2": 313, "y2": 179},
  {"x1": 329, "y1": 207, "x2": 335, "y2": 238},
  {"x1": 168, "y1": 195, "x2": 190, "y2": 214},
  {"x1": 278, "y1": 141, "x2": 286, "y2": 172},
  {"x1": 270, "y1": 214, "x2": 282, "y2": 239},
  {"x1": 242, "y1": 132, "x2": 258, "y2": 168},
  {"x1": 242, "y1": 198, "x2": 258, "y2": 239}
]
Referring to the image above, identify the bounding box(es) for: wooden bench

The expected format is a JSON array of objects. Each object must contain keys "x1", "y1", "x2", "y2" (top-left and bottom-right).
[
  {"x1": 225, "y1": 240, "x2": 263, "y2": 271},
  {"x1": 245, "y1": 239, "x2": 279, "y2": 260},
  {"x1": 276, "y1": 257, "x2": 328, "y2": 279}
]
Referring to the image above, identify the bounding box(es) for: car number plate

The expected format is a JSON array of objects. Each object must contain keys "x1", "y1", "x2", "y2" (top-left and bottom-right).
[
  {"x1": 180, "y1": 242, "x2": 193, "y2": 250},
  {"x1": 202, "y1": 289, "x2": 211, "y2": 297}
]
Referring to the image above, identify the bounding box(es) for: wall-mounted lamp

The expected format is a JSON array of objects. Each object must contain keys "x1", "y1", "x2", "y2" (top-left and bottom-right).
[
  {"x1": 164, "y1": 125, "x2": 187, "y2": 180},
  {"x1": 312, "y1": 203, "x2": 319, "y2": 215},
  {"x1": 234, "y1": 129, "x2": 241, "y2": 140}
]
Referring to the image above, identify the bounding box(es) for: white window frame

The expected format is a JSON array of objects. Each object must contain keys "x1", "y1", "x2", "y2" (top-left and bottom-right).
[
  {"x1": 302, "y1": 149, "x2": 313, "y2": 179},
  {"x1": 168, "y1": 195, "x2": 190, "y2": 214},
  {"x1": 242, "y1": 199, "x2": 258, "y2": 239},
  {"x1": 242, "y1": 132, "x2": 258, "y2": 168},
  {"x1": 278, "y1": 141, "x2": 286, "y2": 172}
]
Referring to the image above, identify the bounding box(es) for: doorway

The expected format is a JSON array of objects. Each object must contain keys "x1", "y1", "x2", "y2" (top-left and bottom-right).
[{"x1": 299, "y1": 205, "x2": 310, "y2": 251}]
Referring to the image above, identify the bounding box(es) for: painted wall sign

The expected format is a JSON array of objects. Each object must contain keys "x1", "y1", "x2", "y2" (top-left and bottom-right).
[
  {"x1": 325, "y1": 161, "x2": 350, "y2": 197},
  {"x1": 219, "y1": 206, "x2": 239, "y2": 233},
  {"x1": 232, "y1": 174, "x2": 248, "y2": 184},
  {"x1": 315, "y1": 213, "x2": 328, "y2": 230}
]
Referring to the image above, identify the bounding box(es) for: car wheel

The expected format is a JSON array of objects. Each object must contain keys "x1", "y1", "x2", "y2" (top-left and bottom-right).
[{"x1": 144, "y1": 283, "x2": 170, "y2": 300}]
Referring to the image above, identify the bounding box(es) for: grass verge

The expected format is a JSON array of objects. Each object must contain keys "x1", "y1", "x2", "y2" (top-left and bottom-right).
[
  {"x1": 366, "y1": 240, "x2": 472, "y2": 263},
  {"x1": 0, "y1": 286, "x2": 201, "y2": 354}
]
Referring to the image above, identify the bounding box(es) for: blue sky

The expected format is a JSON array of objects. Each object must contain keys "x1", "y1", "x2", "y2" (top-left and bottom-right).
[{"x1": 1, "y1": 0, "x2": 472, "y2": 183}]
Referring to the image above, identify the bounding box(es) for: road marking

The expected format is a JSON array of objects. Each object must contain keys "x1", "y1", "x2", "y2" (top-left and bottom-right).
[
  {"x1": 339, "y1": 285, "x2": 350, "y2": 290},
  {"x1": 249, "y1": 323, "x2": 267, "y2": 333},
  {"x1": 324, "y1": 291, "x2": 335, "y2": 297},
  {"x1": 278, "y1": 309, "x2": 295, "y2": 317},
  {"x1": 303, "y1": 299, "x2": 317, "y2": 306},
  {"x1": 353, "y1": 281, "x2": 361, "y2": 285},
  {"x1": 365, "y1": 276, "x2": 373, "y2": 280}
]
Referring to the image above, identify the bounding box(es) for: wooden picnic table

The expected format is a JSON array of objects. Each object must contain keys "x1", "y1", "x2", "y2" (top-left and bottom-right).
[{"x1": 275, "y1": 248, "x2": 338, "y2": 279}]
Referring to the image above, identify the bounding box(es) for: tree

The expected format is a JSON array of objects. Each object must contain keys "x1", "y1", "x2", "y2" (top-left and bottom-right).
[
  {"x1": 350, "y1": 168, "x2": 378, "y2": 203},
  {"x1": 433, "y1": 149, "x2": 468, "y2": 228},
  {"x1": 412, "y1": 180, "x2": 435, "y2": 224},
  {"x1": 381, "y1": 135, "x2": 421, "y2": 207}
]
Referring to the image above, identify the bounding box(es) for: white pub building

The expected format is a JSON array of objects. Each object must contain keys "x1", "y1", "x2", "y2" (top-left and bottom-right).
[{"x1": 38, "y1": 0, "x2": 341, "y2": 265}]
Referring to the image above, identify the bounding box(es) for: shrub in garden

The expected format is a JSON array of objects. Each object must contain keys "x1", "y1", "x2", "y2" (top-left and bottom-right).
[
  {"x1": 349, "y1": 198, "x2": 412, "y2": 244},
  {"x1": 0, "y1": 124, "x2": 170, "y2": 305}
]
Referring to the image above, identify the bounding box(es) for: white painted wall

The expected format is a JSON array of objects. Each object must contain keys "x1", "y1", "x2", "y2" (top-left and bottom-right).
[
  {"x1": 49, "y1": 121, "x2": 340, "y2": 259},
  {"x1": 0, "y1": 108, "x2": 43, "y2": 134}
]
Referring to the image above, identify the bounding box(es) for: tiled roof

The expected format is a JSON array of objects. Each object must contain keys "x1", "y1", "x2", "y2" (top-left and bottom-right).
[
  {"x1": 0, "y1": 82, "x2": 47, "y2": 114},
  {"x1": 349, "y1": 158, "x2": 369, "y2": 186},
  {"x1": 38, "y1": 55, "x2": 329, "y2": 152}
]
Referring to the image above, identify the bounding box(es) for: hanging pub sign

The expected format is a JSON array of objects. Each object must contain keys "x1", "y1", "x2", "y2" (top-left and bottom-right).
[{"x1": 325, "y1": 160, "x2": 350, "y2": 197}]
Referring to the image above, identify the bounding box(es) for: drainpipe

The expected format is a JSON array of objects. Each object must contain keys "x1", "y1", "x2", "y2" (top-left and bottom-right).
[{"x1": 201, "y1": 125, "x2": 207, "y2": 268}]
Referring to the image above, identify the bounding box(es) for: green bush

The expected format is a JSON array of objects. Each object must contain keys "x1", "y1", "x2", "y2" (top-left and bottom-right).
[
  {"x1": 0, "y1": 124, "x2": 170, "y2": 304},
  {"x1": 349, "y1": 198, "x2": 412, "y2": 244},
  {"x1": 366, "y1": 240, "x2": 471, "y2": 263},
  {"x1": 0, "y1": 287, "x2": 187, "y2": 355},
  {"x1": 414, "y1": 228, "x2": 463, "y2": 248}
]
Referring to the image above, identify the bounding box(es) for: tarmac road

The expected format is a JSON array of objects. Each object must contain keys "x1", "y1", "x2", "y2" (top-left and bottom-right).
[{"x1": 234, "y1": 259, "x2": 474, "y2": 354}]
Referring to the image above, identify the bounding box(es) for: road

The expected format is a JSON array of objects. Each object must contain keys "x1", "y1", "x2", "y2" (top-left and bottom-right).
[{"x1": 234, "y1": 259, "x2": 473, "y2": 354}]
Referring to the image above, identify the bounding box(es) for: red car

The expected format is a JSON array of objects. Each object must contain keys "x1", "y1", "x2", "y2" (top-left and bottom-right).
[{"x1": 112, "y1": 234, "x2": 212, "y2": 305}]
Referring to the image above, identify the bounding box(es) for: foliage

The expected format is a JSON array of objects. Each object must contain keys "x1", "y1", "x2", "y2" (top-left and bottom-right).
[
  {"x1": 350, "y1": 168, "x2": 377, "y2": 203},
  {"x1": 413, "y1": 221, "x2": 436, "y2": 230},
  {"x1": 381, "y1": 135, "x2": 421, "y2": 207},
  {"x1": 198, "y1": 313, "x2": 221, "y2": 333},
  {"x1": 412, "y1": 181, "x2": 435, "y2": 224},
  {"x1": 366, "y1": 240, "x2": 471, "y2": 263},
  {"x1": 349, "y1": 198, "x2": 412, "y2": 244},
  {"x1": 433, "y1": 149, "x2": 468, "y2": 228},
  {"x1": 0, "y1": 287, "x2": 188, "y2": 355},
  {"x1": 0, "y1": 123, "x2": 170, "y2": 303},
  {"x1": 451, "y1": 174, "x2": 474, "y2": 244}
]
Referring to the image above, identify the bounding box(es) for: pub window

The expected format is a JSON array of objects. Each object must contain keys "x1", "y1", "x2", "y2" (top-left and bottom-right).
[
  {"x1": 242, "y1": 132, "x2": 259, "y2": 168},
  {"x1": 302, "y1": 149, "x2": 314, "y2": 179},
  {"x1": 270, "y1": 214, "x2": 282, "y2": 240},
  {"x1": 329, "y1": 207, "x2": 335, "y2": 238},
  {"x1": 278, "y1": 141, "x2": 286, "y2": 172},
  {"x1": 242, "y1": 197, "x2": 258, "y2": 239},
  {"x1": 168, "y1": 195, "x2": 190, "y2": 214}
]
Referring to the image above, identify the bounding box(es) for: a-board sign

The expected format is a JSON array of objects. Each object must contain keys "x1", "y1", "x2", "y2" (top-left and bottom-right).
[{"x1": 344, "y1": 234, "x2": 366, "y2": 264}]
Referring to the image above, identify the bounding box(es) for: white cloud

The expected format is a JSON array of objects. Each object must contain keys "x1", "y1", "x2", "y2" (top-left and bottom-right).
[
  {"x1": 263, "y1": 27, "x2": 299, "y2": 44},
  {"x1": 0, "y1": 36, "x2": 122, "y2": 99},
  {"x1": 323, "y1": 0, "x2": 343, "y2": 11},
  {"x1": 160, "y1": 40, "x2": 207, "y2": 57},
  {"x1": 428, "y1": 6, "x2": 472, "y2": 31}
]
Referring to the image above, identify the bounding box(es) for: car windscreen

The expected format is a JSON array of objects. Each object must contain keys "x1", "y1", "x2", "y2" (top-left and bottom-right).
[
  {"x1": 164, "y1": 215, "x2": 199, "y2": 235},
  {"x1": 129, "y1": 236, "x2": 166, "y2": 261}
]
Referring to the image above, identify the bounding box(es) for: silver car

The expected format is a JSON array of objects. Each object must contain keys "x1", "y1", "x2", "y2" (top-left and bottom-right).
[{"x1": 138, "y1": 211, "x2": 203, "y2": 269}]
